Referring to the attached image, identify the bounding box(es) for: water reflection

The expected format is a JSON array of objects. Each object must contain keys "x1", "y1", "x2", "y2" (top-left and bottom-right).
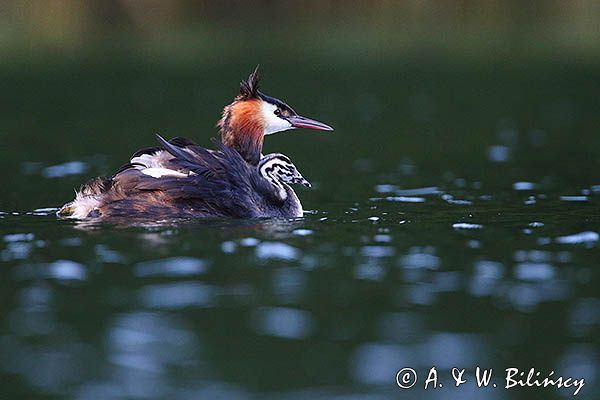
[
  {"x1": 251, "y1": 307, "x2": 315, "y2": 339},
  {"x1": 104, "y1": 312, "x2": 200, "y2": 398},
  {"x1": 2, "y1": 63, "x2": 600, "y2": 400},
  {"x1": 488, "y1": 145, "x2": 511, "y2": 163},
  {"x1": 1, "y1": 200, "x2": 600, "y2": 399},
  {"x1": 256, "y1": 242, "x2": 300, "y2": 261},
  {"x1": 470, "y1": 261, "x2": 504, "y2": 297},
  {"x1": 556, "y1": 232, "x2": 599, "y2": 246},
  {"x1": 138, "y1": 283, "x2": 217, "y2": 309},
  {"x1": 15, "y1": 260, "x2": 88, "y2": 283},
  {"x1": 134, "y1": 257, "x2": 207, "y2": 277}
]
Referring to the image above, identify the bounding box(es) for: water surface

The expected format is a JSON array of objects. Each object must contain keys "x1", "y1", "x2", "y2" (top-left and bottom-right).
[{"x1": 1, "y1": 60, "x2": 599, "y2": 399}]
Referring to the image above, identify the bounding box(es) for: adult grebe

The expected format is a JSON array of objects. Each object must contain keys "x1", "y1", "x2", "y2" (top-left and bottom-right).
[
  {"x1": 58, "y1": 67, "x2": 332, "y2": 219},
  {"x1": 219, "y1": 66, "x2": 333, "y2": 165},
  {"x1": 58, "y1": 135, "x2": 311, "y2": 219}
]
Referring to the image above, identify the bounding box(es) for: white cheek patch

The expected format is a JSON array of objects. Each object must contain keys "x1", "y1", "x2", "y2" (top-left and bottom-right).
[{"x1": 261, "y1": 101, "x2": 293, "y2": 135}]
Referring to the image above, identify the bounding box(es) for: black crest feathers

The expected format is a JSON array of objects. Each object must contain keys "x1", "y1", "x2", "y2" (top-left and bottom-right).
[{"x1": 238, "y1": 65, "x2": 260, "y2": 100}]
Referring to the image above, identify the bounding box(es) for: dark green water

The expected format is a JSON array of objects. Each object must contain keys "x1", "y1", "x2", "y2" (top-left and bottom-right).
[{"x1": 1, "y1": 59, "x2": 599, "y2": 399}]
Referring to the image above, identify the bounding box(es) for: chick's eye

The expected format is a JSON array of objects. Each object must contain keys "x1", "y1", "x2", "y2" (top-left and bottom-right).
[{"x1": 274, "y1": 108, "x2": 281, "y2": 116}]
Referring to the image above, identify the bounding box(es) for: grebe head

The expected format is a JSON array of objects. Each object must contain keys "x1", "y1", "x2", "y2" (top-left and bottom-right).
[
  {"x1": 219, "y1": 66, "x2": 333, "y2": 165},
  {"x1": 259, "y1": 153, "x2": 311, "y2": 201}
]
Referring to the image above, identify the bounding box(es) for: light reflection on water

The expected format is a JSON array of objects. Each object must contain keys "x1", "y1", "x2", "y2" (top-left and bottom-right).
[
  {"x1": 2, "y1": 64, "x2": 600, "y2": 400},
  {"x1": 2, "y1": 200, "x2": 599, "y2": 399}
]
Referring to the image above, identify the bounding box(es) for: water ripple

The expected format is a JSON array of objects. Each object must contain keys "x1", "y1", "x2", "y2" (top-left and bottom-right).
[
  {"x1": 138, "y1": 283, "x2": 216, "y2": 309},
  {"x1": 134, "y1": 257, "x2": 208, "y2": 277},
  {"x1": 514, "y1": 262, "x2": 556, "y2": 281},
  {"x1": 560, "y1": 195, "x2": 589, "y2": 202},
  {"x1": 255, "y1": 242, "x2": 300, "y2": 261},
  {"x1": 251, "y1": 306, "x2": 315, "y2": 339},
  {"x1": 453, "y1": 223, "x2": 483, "y2": 230},
  {"x1": 556, "y1": 231, "x2": 599, "y2": 245}
]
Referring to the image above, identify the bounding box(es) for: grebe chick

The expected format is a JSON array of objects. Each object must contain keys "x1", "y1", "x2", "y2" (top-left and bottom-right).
[
  {"x1": 58, "y1": 136, "x2": 311, "y2": 219},
  {"x1": 259, "y1": 152, "x2": 311, "y2": 198}
]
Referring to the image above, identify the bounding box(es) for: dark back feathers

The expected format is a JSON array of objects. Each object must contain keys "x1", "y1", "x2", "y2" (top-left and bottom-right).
[{"x1": 107, "y1": 135, "x2": 284, "y2": 218}]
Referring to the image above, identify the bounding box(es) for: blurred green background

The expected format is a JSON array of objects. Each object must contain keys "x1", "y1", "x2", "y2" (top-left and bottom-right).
[
  {"x1": 2, "y1": 0, "x2": 600, "y2": 210},
  {"x1": 2, "y1": 0, "x2": 600, "y2": 61}
]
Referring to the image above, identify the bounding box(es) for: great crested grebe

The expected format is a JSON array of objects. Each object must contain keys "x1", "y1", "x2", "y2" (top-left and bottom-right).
[
  {"x1": 219, "y1": 66, "x2": 333, "y2": 165},
  {"x1": 58, "y1": 135, "x2": 310, "y2": 219},
  {"x1": 57, "y1": 68, "x2": 332, "y2": 219}
]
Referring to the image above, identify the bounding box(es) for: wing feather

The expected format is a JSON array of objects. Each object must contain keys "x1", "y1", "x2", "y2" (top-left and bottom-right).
[{"x1": 100, "y1": 136, "x2": 281, "y2": 218}]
